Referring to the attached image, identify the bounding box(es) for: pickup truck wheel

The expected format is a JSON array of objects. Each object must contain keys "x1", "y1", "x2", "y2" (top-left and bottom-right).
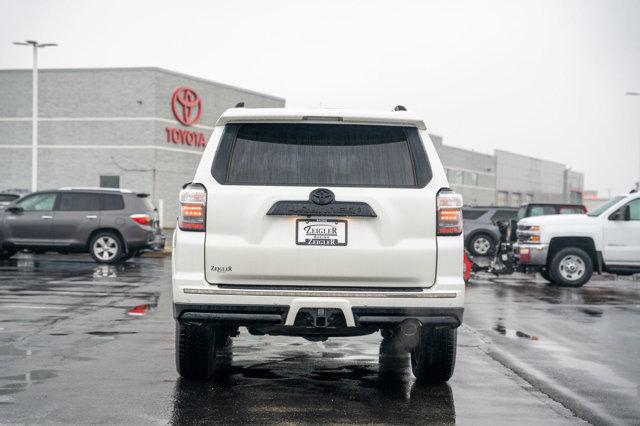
[
  {"x1": 549, "y1": 247, "x2": 593, "y2": 287},
  {"x1": 469, "y1": 233, "x2": 495, "y2": 256},
  {"x1": 411, "y1": 327, "x2": 457, "y2": 383},
  {"x1": 176, "y1": 322, "x2": 217, "y2": 380}
]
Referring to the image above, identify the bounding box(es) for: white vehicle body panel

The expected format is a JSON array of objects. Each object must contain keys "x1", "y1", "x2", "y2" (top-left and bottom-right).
[
  {"x1": 519, "y1": 193, "x2": 640, "y2": 267},
  {"x1": 173, "y1": 108, "x2": 464, "y2": 323}
]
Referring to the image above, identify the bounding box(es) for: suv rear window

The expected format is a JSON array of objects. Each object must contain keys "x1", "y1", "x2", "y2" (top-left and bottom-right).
[
  {"x1": 102, "y1": 194, "x2": 125, "y2": 210},
  {"x1": 462, "y1": 209, "x2": 487, "y2": 220},
  {"x1": 213, "y1": 123, "x2": 431, "y2": 187}
]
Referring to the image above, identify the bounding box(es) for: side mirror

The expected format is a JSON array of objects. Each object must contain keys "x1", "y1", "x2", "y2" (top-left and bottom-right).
[{"x1": 6, "y1": 206, "x2": 24, "y2": 214}]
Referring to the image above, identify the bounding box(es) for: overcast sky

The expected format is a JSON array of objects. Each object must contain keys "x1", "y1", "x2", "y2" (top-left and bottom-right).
[{"x1": 1, "y1": 0, "x2": 639, "y2": 195}]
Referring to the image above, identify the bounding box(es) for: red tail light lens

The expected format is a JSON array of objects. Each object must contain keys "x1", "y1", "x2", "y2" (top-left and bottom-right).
[
  {"x1": 130, "y1": 214, "x2": 152, "y2": 226},
  {"x1": 437, "y1": 191, "x2": 463, "y2": 236},
  {"x1": 179, "y1": 185, "x2": 206, "y2": 232}
]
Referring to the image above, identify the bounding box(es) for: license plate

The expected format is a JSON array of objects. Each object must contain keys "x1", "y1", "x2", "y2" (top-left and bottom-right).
[{"x1": 296, "y1": 219, "x2": 347, "y2": 246}]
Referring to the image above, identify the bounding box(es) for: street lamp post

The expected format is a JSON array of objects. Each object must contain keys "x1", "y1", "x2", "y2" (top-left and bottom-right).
[
  {"x1": 627, "y1": 92, "x2": 640, "y2": 191},
  {"x1": 13, "y1": 40, "x2": 57, "y2": 192}
]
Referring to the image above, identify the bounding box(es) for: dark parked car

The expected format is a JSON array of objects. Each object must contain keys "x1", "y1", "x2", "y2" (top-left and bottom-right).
[
  {"x1": 462, "y1": 206, "x2": 518, "y2": 256},
  {"x1": 0, "y1": 188, "x2": 165, "y2": 263}
]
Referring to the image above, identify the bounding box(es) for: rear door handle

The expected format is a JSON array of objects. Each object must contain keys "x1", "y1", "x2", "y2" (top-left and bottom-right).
[
  {"x1": 86, "y1": 215, "x2": 97, "y2": 219},
  {"x1": 41, "y1": 215, "x2": 53, "y2": 220}
]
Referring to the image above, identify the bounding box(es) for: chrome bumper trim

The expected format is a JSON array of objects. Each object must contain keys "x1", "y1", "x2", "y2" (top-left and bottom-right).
[{"x1": 183, "y1": 288, "x2": 458, "y2": 298}]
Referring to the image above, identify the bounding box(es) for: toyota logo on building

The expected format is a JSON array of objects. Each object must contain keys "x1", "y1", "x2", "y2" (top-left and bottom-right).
[
  {"x1": 310, "y1": 188, "x2": 335, "y2": 205},
  {"x1": 171, "y1": 86, "x2": 202, "y2": 126}
]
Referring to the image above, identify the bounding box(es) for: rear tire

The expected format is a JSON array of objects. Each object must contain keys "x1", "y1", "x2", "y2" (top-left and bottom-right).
[
  {"x1": 548, "y1": 247, "x2": 593, "y2": 287},
  {"x1": 89, "y1": 232, "x2": 124, "y2": 264},
  {"x1": 411, "y1": 327, "x2": 457, "y2": 383},
  {"x1": 468, "y1": 233, "x2": 495, "y2": 256},
  {"x1": 176, "y1": 322, "x2": 218, "y2": 380}
]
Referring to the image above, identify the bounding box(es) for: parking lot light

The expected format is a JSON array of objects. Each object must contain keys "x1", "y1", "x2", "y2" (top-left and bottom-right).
[
  {"x1": 12, "y1": 40, "x2": 58, "y2": 192},
  {"x1": 626, "y1": 92, "x2": 640, "y2": 190}
]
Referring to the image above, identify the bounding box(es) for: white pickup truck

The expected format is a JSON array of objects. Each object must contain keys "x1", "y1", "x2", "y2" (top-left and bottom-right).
[{"x1": 515, "y1": 191, "x2": 640, "y2": 286}]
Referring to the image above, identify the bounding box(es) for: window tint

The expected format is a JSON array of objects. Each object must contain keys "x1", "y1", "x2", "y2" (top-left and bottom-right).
[
  {"x1": 529, "y1": 206, "x2": 556, "y2": 217},
  {"x1": 627, "y1": 199, "x2": 640, "y2": 220},
  {"x1": 462, "y1": 209, "x2": 487, "y2": 220},
  {"x1": 214, "y1": 124, "x2": 431, "y2": 187},
  {"x1": 559, "y1": 207, "x2": 585, "y2": 214},
  {"x1": 491, "y1": 209, "x2": 517, "y2": 222},
  {"x1": 57, "y1": 193, "x2": 101, "y2": 211},
  {"x1": 102, "y1": 194, "x2": 125, "y2": 210},
  {"x1": 17, "y1": 193, "x2": 56, "y2": 211}
]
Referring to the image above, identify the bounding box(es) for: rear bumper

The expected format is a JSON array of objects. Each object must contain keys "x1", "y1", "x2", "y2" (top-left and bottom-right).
[
  {"x1": 128, "y1": 232, "x2": 166, "y2": 252},
  {"x1": 174, "y1": 303, "x2": 463, "y2": 328}
]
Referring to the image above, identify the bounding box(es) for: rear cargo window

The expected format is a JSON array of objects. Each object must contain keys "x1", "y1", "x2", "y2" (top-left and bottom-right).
[
  {"x1": 102, "y1": 194, "x2": 125, "y2": 210},
  {"x1": 462, "y1": 210, "x2": 487, "y2": 220},
  {"x1": 212, "y1": 123, "x2": 431, "y2": 187}
]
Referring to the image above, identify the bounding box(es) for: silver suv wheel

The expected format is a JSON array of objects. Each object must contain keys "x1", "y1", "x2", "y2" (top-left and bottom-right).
[
  {"x1": 90, "y1": 234, "x2": 122, "y2": 263},
  {"x1": 469, "y1": 234, "x2": 494, "y2": 256}
]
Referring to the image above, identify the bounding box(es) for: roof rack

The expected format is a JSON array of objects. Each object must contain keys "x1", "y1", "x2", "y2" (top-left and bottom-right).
[
  {"x1": 393, "y1": 105, "x2": 407, "y2": 111},
  {"x1": 59, "y1": 187, "x2": 132, "y2": 193}
]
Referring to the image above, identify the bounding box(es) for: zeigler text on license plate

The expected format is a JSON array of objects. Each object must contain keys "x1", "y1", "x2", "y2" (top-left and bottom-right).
[{"x1": 296, "y1": 219, "x2": 347, "y2": 246}]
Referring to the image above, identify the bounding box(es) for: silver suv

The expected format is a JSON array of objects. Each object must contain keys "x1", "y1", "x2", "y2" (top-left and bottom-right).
[{"x1": 0, "y1": 188, "x2": 164, "y2": 263}]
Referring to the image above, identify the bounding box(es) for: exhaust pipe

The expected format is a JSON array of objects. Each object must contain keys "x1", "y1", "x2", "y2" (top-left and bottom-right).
[{"x1": 397, "y1": 319, "x2": 422, "y2": 352}]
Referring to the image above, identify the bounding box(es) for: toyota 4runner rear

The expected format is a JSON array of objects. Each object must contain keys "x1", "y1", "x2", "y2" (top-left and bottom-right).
[{"x1": 172, "y1": 107, "x2": 465, "y2": 383}]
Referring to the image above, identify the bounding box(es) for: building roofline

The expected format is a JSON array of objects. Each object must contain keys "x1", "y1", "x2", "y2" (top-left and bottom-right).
[
  {"x1": 0, "y1": 66, "x2": 286, "y2": 102},
  {"x1": 494, "y1": 148, "x2": 571, "y2": 170}
]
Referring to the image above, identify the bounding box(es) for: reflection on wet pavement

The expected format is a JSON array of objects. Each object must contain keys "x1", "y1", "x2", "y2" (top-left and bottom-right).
[
  {"x1": 0, "y1": 370, "x2": 57, "y2": 396},
  {"x1": 1, "y1": 254, "x2": 635, "y2": 424},
  {"x1": 170, "y1": 336, "x2": 456, "y2": 425}
]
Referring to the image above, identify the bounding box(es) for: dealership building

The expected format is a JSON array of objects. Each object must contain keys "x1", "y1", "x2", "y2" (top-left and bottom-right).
[
  {"x1": 0, "y1": 67, "x2": 285, "y2": 227},
  {"x1": 0, "y1": 66, "x2": 583, "y2": 228},
  {"x1": 431, "y1": 136, "x2": 584, "y2": 207}
]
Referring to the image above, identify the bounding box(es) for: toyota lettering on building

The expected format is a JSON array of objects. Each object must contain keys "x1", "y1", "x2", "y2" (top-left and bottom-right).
[{"x1": 165, "y1": 86, "x2": 207, "y2": 148}]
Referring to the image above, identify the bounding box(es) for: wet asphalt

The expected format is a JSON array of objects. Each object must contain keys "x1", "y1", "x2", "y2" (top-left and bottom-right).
[{"x1": 0, "y1": 254, "x2": 638, "y2": 425}]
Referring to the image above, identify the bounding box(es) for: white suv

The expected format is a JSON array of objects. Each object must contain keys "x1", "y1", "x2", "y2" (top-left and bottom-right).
[{"x1": 172, "y1": 107, "x2": 465, "y2": 383}]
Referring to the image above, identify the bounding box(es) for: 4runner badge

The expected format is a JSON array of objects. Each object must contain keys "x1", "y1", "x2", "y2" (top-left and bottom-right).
[{"x1": 210, "y1": 266, "x2": 232, "y2": 273}]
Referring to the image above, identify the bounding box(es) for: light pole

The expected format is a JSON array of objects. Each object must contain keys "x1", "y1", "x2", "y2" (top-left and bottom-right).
[
  {"x1": 627, "y1": 92, "x2": 640, "y2": 191},
  {"x1": 13, "y1": 40, "x2": 57, "y2": 192}
]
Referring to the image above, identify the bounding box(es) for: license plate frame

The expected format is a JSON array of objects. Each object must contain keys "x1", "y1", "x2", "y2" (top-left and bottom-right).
[{"x1": 296, "y1": 219, "x2": 348, "y2": 246}]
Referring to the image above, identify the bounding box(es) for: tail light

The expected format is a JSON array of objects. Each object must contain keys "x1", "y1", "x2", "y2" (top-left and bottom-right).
[
  {"x1": 178, "y1": 184, "x2": 206, "y2": 232},
  {"x1": 130, "y1": 214, "x2": 152, "y2": 226},
  {"x1": 437, "y1": 190, "x2": 463, "y2": 236}
]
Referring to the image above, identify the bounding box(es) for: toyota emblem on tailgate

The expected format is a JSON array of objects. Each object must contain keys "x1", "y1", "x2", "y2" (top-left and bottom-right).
[{"x1": 310, "y1": 188, "x2": 334, "y2": 205}]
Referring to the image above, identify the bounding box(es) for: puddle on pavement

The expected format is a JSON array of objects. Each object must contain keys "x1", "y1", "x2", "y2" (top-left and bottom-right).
[
  {"x1": 494, "y1": 323, "x2": 539, "y2": 340},
  {"x1": 0, "y1": 344, "x2": 32, "y2": 357},
  {"x1": 86, "y1": 331, "x2": 138, "y2": 337},
  {"x1": 0, "y1": 369, "x2": 57, "y2": 396},
  {"x1": 580, "y1": 307, "x2": 603, "y2": 317}
]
